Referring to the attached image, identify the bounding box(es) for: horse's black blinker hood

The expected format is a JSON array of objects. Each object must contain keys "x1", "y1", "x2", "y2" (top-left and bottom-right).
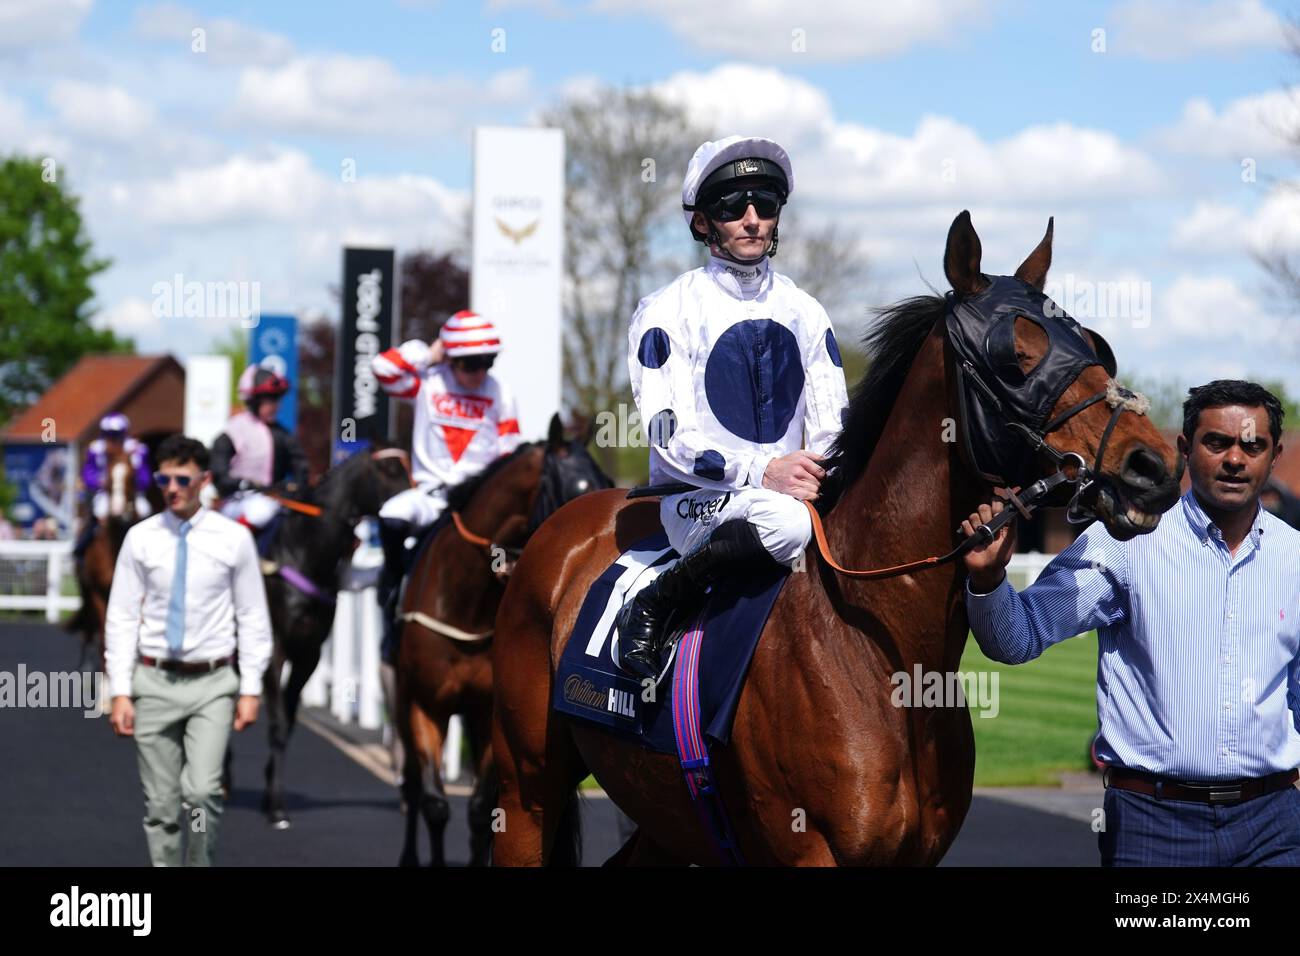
[{"x1": 945, "y1": 274, "x2": 1117, "y2": 487}]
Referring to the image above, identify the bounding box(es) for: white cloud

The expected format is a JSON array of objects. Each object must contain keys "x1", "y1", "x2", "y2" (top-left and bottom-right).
[
  {"x1": 1155, "y1": 87, "x2": 1300, "y2": 158},
  {"x1": 230, "y1": 54, "x2": 533, "y2": 137},
  {"x1": 1171, "y1": 191, "x2": 1300, "y2": 256},
  {"x1": 0, "y1": 0, "x2": 92, "y2": 51},
  {"x1": 134, "y1": 3, "x2": 294, "y2": 67},
  {"x1": 589, "y1": 0, "x2": 990, "y2": 60},
  {"x1": 1109, "y1": 0, "x2": 1284, "y2": 59},
  {"x1": 1154, "y1": 274, "x2": 1274, "y2": 341},
  {"x1": 94, "y1": 296, "x2": 156, "y2": 337},
  {"x1": 48, "y1": 80, "x2": 157, "y2": 142},
  {"x1": 653, "y1": 64, "x2": 1163, "y2": 206}
]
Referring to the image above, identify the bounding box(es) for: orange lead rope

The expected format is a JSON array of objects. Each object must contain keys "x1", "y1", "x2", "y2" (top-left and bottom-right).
[{"x1": 803, "y1": 500, "x2": 946, "y2": 579}]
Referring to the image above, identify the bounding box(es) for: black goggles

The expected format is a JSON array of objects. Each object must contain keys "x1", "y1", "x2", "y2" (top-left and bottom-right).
[
  {"x1": 154, "y1": 472, "x2": 193, "y2": 488},
  {"x1": 452, "y1": 355, "x2": 495, "y2": 372},
  {"x1": 699, "y1": 187, "x2": 785, "y2": 222}
]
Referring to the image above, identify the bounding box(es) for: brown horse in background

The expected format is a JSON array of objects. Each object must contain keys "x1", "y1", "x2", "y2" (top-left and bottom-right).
[
  {"x1": 70, "y1": 445, "x2": 141, "y2": 670},
  {"x1": 395, "y1": 414, "x2": 611, "y2": 866},
  {"x1": 491, "y1": 212, "x2": 1185, "y2": 866}
]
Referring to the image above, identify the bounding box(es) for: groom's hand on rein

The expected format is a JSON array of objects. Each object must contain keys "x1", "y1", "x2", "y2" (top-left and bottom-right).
[
  {"x1": 763, "y1": 451, "x2": 826, "y2": 501},
  {"x1": 961, "y1": 492, "x2": 1019, "y2": 593}
]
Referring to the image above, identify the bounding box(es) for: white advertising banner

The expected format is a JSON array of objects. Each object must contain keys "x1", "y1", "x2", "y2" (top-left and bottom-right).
[
  {"x1": 184, "y1": 354, "x2": 232, "y2": 449},
  {"x1": 471, "y1": 126, "x2": 564, "y2": 439}
]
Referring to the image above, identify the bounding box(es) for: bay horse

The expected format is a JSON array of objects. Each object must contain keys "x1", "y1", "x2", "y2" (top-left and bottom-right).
[
  {"x1": 396, "y1": 413, "x2": 612, "y2": 866},
  {"x1": 70, "y1": 444, "x2": 140, "y2": 670},
  {"x1": 491, "y1": 211, "x2": 1185, "y2": 866},
  {"x1": 236, "y1": 443, "x2": 414, "y2": 828}
]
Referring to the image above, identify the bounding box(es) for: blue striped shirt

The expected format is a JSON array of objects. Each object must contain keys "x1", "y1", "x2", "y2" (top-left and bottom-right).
[{"x1": 966, "y1": 489, "x2": 1300, "y2": 780}]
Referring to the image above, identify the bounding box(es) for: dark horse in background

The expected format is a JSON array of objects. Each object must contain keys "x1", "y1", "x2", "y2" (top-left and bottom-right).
[
  {"x1": 396, "y1": 413, "x2": 612, "y2": 866},
  {"x1": 223, "y1": 443, "x2": 413, "y2": 828},
  {"x1": 491, "y1": 211, "x2": 1185, "y2": 865},
  {"x1": 69, "y1": 444, "x2": 141, "y2": 671}
]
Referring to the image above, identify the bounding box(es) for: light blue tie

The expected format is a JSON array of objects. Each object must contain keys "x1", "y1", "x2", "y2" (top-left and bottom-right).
[{"x1": 165, "y1": 519, "x2": 192, "y2": 656}]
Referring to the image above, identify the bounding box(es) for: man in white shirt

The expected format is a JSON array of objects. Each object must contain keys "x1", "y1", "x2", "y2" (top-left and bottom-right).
[{"x1": 106, "y1": 434, "x2": 273, "y2": 867}]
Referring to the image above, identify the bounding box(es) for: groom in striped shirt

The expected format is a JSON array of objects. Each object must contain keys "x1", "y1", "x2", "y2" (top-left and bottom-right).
[{"x1": 962, "y1": 380, "x2": 1300, "y2": 866}]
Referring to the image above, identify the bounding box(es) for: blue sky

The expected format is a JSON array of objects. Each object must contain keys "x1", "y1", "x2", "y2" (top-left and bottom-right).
[{"x1": 1, "y1": 0, "x2": 1298, "y2": 400}]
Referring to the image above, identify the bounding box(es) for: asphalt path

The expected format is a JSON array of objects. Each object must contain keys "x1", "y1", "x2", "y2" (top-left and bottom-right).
[{"x1": 0, "y1": 622, "x2": 1096, "y2": 866}]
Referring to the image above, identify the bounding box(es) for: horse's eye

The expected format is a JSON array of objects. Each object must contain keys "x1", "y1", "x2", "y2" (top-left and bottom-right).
[{"x1": 576, "y1": 480, "x2": 590, "y2": 492}]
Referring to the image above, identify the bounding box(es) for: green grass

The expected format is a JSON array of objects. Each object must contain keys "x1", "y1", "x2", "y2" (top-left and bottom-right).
[{"x1": 961, "y1": 632, "x2": 1099, "y2": 787}]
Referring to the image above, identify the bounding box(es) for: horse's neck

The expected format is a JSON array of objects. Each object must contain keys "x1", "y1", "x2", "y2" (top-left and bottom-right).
[
  {"x1": 822, "y1": 327, "x2": 987, "y2": 670},
  {"x1": 433, "y1": 453, "x2": 540, "y2": 624},
  {"x1": 281, "y1": 511, "x2": 356, "y2": 580}
]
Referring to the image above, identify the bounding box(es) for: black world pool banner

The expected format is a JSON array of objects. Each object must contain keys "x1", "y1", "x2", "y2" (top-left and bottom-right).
[{"x1": 333, "y1": 247, "x2": 395, "y2": 462}]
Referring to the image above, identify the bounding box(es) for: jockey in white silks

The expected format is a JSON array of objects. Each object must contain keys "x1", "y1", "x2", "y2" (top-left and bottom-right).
[
  {"x1": 615, "y1": 134, "x2": 850, "y2": 682},
  {"x1": 370, "y1": 310, "x2": 522, "y2": 661},
  {"x1": 210, "y1": 364, "x2": 310, "y2": 542}
]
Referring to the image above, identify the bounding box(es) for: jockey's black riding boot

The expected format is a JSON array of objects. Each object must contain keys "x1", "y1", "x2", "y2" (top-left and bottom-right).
[
  {"x1": 378, "y1": 518, "x2": 414, "y2": 665},
  {"x1": 616, "y1": 518, "x2": 782, "y2": 683}
]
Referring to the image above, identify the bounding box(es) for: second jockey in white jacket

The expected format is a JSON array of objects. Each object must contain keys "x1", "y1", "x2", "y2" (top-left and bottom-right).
[
  {"x1": 370, "y1": 310, "x2": 521, "y2": 661},
  {"x1": 616, "y1": 134, "x2": 850, "y2": 682}
]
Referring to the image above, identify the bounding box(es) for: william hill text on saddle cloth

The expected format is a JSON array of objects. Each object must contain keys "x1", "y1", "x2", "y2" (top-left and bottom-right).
[{"x1": 629, "y1": 135, "x2": 849, "y2": 564}]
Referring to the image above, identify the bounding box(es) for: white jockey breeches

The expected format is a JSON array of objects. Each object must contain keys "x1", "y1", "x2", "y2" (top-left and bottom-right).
[
  {"x1": 377, "y1": 484, "x2": 449, "y2": 529},
  {"x1": 659, "y1": 487, "x2": 811, "y2": 566},
  {"x1": 92, "y1": 490, "x2": 152, "y2": 520},
  {"x1": 219, "y1": 491, "x2": 280, "y2": 529}
]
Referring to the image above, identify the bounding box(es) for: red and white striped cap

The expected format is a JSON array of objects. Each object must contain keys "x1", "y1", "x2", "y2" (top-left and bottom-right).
[{"x1": 439, "y1": 310, "x2": 502, "y2": 357}]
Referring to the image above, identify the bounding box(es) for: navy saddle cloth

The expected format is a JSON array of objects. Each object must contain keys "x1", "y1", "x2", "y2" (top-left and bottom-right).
[{"x1": 553, "y1": 532, "x2": 788, "y2": 755}]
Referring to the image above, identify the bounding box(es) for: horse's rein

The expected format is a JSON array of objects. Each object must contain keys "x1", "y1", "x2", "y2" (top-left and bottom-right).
[
  {"x1": 451, "y1": 512, "x2": 523, "y2": 561},
  {"x1": 805, "y1": 453, "x2": 1086, "y2": 580},
  {"x1": 264, "y1": 447, "x2": 417, "y2": 521}
]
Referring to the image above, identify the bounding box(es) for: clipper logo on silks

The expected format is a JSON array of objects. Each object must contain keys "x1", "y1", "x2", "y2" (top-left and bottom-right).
[{"x1": 676, "y1": 492, "x2": 732, "y2": 522}]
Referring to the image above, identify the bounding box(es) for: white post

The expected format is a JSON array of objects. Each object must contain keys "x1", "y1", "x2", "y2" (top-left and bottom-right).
[
  {"x1": 46, "y1": 549, "x2": 61, "y2": 624},
  {"x1": 332, "y1": 591, "x2": 356, "y2": 722},
  {"x1": 358, "y1": 585, "x2": 382, "y2": 729},
  {"x1": 443, "y1": 715, "x2": 463, "y2": 783},
  {"x1": 301, "y1": 636, "x2": 330, "y2": 708}
]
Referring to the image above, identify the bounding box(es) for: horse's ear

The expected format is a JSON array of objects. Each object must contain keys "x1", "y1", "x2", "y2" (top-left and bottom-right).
[
  {"x1": 547, "y1": 412, "x2": 564, "y2": 451},
  {"x1": 944, "y1": 210, "x2": 986, "y2": 296},
  {"x1": 1014, "y1": 216, "x2": 1054, "y2": 291}
]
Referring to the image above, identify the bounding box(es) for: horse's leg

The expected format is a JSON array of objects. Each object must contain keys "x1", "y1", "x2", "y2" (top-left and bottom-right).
[
  {"x1": 465, "y1": 702, "x2": 498, "y2": 867},
  {"x1": 492, "y1": 611, "x2": 589, "y2": 866},
  {"x1": 266, "y1": 641, "x2": 319, "y2": 828},
  {"x1": 409, "y1": 704, "x2": 451, "y2": 866},
  {"x1": 261, "y1": 644, "x2": 291, "y2": 828},
  {"x1": 395, "y1": 671, "x2": 424, "y2": 867}
]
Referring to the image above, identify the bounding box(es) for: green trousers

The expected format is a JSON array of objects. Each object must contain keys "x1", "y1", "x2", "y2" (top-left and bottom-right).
[{"x1": 131, "y1": 663, "x2": 240, "y2": 866}]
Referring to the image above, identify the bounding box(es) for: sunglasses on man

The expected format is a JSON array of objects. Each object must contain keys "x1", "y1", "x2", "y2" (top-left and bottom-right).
[
  {"x1": 452, "y1": 355, "x2": 495, "y2": 372},
  {"x1": 700, "y1": 187, "x2": 785, "y2": 223},
  {"x1": 154, "y1": 472, "x2": 195, "y2": 489}
]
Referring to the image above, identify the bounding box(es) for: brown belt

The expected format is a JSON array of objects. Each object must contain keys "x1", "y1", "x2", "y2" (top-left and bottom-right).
[
  {"x1": 1104, "y1": 765, "x2": 1299, "y2": 805},
  {"x1": 137, "y1": 654, "x2": 234, "y2": 675}
]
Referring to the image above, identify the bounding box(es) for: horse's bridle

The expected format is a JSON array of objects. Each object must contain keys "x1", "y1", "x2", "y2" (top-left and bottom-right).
[
  {"x1": 953, "y1": 355, "x2": 1147, "y2": 527},
  {"x1": 806, "y1": 277, "x2": 1151, "y2": 579}
]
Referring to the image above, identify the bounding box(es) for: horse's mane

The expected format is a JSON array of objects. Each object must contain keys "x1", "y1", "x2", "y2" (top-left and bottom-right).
[
  {"x1": 819, "y1": 294, "x2": 947, "y2": 512},
  {"x1": 444, "y1": 442, "x2": 538, "y2": 512}
]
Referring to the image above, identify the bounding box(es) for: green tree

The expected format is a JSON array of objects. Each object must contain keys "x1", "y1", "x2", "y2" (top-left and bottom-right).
[{"x1": 0, "y1": 155, "x2": 130, "y2": 424}]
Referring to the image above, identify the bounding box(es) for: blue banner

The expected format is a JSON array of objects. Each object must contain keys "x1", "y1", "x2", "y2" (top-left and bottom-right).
[
  {"x1": 249, "y1": 314, "x2": 298, "y2": 432},
  {"x1": 3, "y1": 442, "x2": 75, "y2": 537}
]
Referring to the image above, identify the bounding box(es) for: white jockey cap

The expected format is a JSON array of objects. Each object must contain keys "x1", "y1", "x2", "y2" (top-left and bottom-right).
[{"x1": 680, "y1": 135, "x2": 795, "y2": 231}]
